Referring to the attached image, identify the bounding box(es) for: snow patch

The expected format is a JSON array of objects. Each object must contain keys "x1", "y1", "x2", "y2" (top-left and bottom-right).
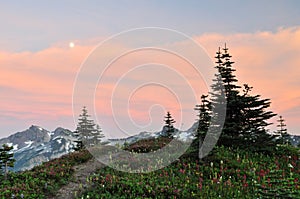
[
  {"x1": 56, "y1": 139, "x2": 62, "y2": 144},
  {"x1": 65, "y1": 141, "x2": 70, "y2": 151},
  {"x1": 5, "y1": 143, "x2": 18, "y2": 151},
  {"x1": 24, "y1": 140, "x2": 33, "y2": 145},
  {"x1": 13, "y1": 144, "x2": 18, "y2": 151},
  {"x1": 53, "y1": 136, "x2": 62, "y2": 140},
  {"x1": 24, "y1": 140, "x2": 34, "y2": 148},
  {"x1": 176, "y1": 131, "x2": 195, "y2": 142},
  {"x1": 6, "y1": 142, "x2": 13, "y2": 147},
  {"x1": 48, "y1": 131, "x2": 54, "y2": 137}
]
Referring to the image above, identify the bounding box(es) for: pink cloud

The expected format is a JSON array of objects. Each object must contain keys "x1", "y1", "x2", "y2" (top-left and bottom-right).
[
  {"x1": 0, "y1": 44, "x2": 94, "y2": 136},
  {"x1": 1, "y1": 27, "x2": 300, "y2": 137}
]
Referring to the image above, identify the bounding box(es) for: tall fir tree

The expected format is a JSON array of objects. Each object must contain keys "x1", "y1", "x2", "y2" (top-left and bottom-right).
[
  {"x1": 0, "y1": 144, "x2": 15, "y2": 180},
  {"x1": 210, "y1": 45, "x2": 277, "y2": 151},
  {"x1": 163, "y1": 112, "x2": 176, "y2": 138},
  {"x1": 211, "y1": 46, "x2": 242, "y2": 146}
]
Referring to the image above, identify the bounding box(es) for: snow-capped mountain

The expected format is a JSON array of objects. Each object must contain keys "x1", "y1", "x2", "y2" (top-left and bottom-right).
[{"x1": 0, "y1": 125, "x2": 77, "y2": 171}]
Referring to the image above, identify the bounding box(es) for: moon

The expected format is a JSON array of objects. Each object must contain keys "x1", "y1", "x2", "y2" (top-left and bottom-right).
[{"x1": 69, "y1": 42, "x2": 75, "y2": 48}]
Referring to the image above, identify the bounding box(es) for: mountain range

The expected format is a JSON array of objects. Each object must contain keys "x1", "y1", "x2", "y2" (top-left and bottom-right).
[
  {"x1": 0, "y1": 125, "x2": 76, "y2": 171},
  {"x1": 0, "y1": 124, "x2": 299, "y2": 171}
]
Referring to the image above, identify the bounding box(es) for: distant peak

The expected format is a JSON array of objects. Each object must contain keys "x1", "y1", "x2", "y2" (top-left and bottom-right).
[{"x1": 29, "y1": 125, "x2": 45, "y2": 132}]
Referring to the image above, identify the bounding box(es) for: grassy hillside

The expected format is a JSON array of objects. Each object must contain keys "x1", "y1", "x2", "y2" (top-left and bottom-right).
[
  {"x1": 0, "y1": 149, "x2": 92, "y2": 198},
  {"x1": 1, "y1": 138, "x2": 299, "y2": 198},
  {"x1": 80, "y1": 139, "x2": 300, "y2": 198}
]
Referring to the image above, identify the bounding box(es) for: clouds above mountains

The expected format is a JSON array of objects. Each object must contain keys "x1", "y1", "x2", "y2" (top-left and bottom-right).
[{"x1": 1, "y1": 27, "x2": 299, "y2": 137}]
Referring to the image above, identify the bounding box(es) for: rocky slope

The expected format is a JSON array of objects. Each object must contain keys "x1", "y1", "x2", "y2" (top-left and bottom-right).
[{"x1": 0, "y1": 125, "x2": 77, "y2": 171}]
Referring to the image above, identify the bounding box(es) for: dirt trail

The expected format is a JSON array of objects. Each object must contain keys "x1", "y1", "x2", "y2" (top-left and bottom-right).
[{"x1": 48, "y1": 158, "x2": 104, "y2": 199}]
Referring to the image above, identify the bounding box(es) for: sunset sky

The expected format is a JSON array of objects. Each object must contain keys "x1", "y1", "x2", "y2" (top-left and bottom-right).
[{"x1": 1, "y1": 1, "x2": 300, "y2": 138}]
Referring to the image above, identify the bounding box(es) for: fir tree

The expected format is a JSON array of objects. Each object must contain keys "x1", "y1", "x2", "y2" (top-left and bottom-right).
[
  {"x1": 276, "y1": 115, "x2": 290, "y2": 145},
  {"x1": 238, "y1": 84, "x2": 277, "y2": 151},
  {"x1": 90, "y1": 125, "x2": 105, "y2": 146},
  {"x1": 72, "y1": 130, "x2": 84, "y2": 151},
  {"x1": 0, "y1": 144, "x2": 15, "y2": 180},
  {"x1": 210, "y1": 45, "x2": 277, "y2": 151},
  {"x1": 211, "y1": 46, "x2": 242, "y2": 146},
  {"x1": 163, "y1": 112, "x2": 176, "y2": 138},
  {"x1": 192, "y1": 95, "x2": 211, "y2": 149},
  {"x1": 75, "y1": 106, "x2": 105, "y2": 148}
]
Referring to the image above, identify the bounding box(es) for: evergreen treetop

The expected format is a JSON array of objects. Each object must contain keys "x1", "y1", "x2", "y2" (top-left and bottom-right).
[
  {"x1": 163, "y1": 112, "x2": 176, "y2": 138},
  {"x1": 276, "y1": 115, "x2": 290, "y2": 145}
]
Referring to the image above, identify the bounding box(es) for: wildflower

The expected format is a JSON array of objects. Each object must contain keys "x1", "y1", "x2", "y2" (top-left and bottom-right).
[
  {"x1": 288, "y1": 163, "x2": 294, "y2": 168},
  {"x1": 210, "y1": 162, "x2": 213, "y2": 167}
]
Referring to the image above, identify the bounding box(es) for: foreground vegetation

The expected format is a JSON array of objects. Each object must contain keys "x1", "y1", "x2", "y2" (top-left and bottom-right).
[
  {"x1": 0, "y1": 137, "x2": 299, "y2": 198},
  {"x1": 0, "y1": 150, "x2": 92, "y2": 198},
  {"x1": 78, "y1": 140, "x2": 300, "y2": 199}
]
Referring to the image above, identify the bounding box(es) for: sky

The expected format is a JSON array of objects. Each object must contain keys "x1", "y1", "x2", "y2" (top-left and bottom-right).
[{"x1": 1, "y1": 0, "x2": 300, "y2": 138}]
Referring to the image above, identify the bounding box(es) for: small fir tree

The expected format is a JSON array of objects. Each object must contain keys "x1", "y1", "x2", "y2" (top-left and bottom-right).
[
  {"x1": 276, "y1": 115, "x2": 290, "y2": 145},
  {"x1": 75, "y1": 106, "x2": 105, "y2": 148},
  {"x1": 72, "y1": 130, "x2": 84, "y2": 151},
  {"x1": 163, "y1": 112, "x2": 176, "y2": 138},
  {"x1": 0, "y1": 144, "x2": 15, "y2": 180},
  {"x1": 192, "y1": 95, "x2": 211, "y2": 149},
  {"x1": 90, "y1": 125, "x2": 105, "y2": 146}
]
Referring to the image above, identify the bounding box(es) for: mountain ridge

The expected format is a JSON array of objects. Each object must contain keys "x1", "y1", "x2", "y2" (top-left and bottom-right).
[
  {"x1": 0, "y1": 124, "x2": 299, "y2": 171},
  {"x1": 0, "y1": 125, "x2": 76, "y2": 171}
]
